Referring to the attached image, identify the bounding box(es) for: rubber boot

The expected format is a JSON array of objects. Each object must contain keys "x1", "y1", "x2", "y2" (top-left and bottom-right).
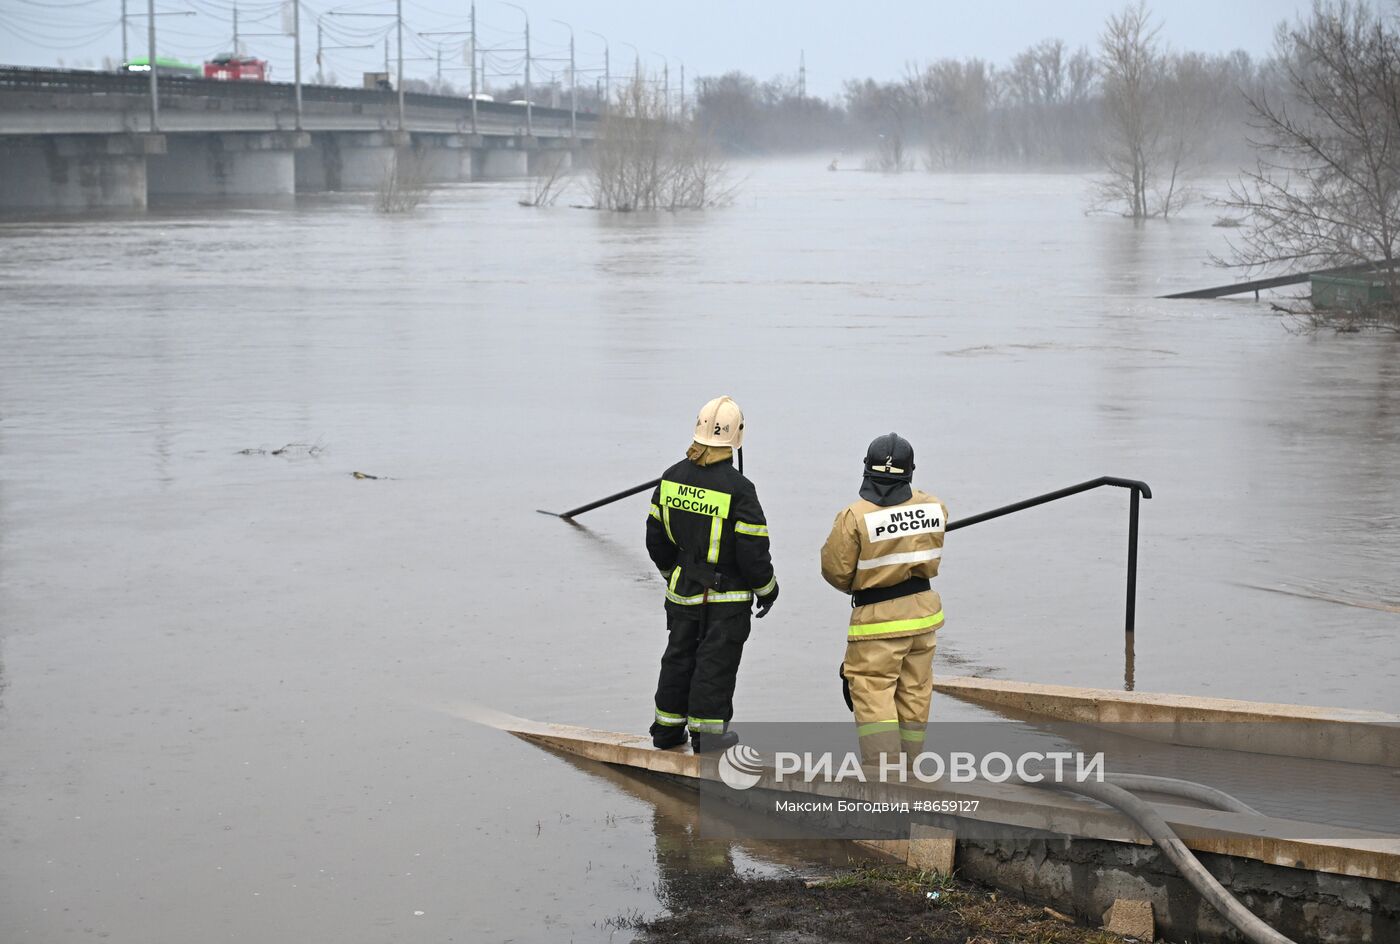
[
  {"x1": 652, "y1": 726, "x2": 688, "y2": 750},
  {"x1": 690, "y1": 730, "x2": 739, "y2": 754}
]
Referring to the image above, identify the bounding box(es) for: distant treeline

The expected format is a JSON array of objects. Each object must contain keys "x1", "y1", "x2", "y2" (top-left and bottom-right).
[{"x1": 692, "y1": 38, "x2": 1266, "y2": 170}]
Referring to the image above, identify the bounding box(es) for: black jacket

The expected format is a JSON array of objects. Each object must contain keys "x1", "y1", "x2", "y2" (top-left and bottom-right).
[{"x1": 646, "y1": 456, "x2": 776, "y2": 613}]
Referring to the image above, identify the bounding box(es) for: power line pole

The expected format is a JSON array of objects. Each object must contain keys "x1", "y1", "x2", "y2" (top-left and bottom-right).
[
  {"x1": 121, "y1": 0, "x2": 128, "y2": 64},
  {"x1": 552, "y1": 20, "x2": 574, "y2": 138},
  {"x1": 292, "y1": 0, "x2": 301, "y2": 129},
  {"x1": 585, "y1": 29, "x2": 607, "y2": 115},
  {"x1": 469, "y1": 0, "x2": 476, "y2": 132},
  {"x1": 316, "y1": 17, "x2": 322, "y2": 83},
  {"x1": 524, "y1": 16, "x2": 531, "y2": 135},
  {"x1": 232, "y1": 1, "x2": 239, "y2": 55},
  {"x1": 146, "y1": 0, "x2": 157, "y2": 130},
  {"x1": 395, "y1": 0, "x2": 404, "y2": 130},
  {"x1": 798, "y1": 49, "x2": 806, "y2": 99},
  {"x1": 679, "y1": 61, "x2": 684, "y2": 119}
]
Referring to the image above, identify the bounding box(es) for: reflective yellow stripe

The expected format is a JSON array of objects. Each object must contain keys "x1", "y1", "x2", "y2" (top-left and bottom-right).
[
  {"x1": 665, "y1": 588, "x2": 753, "y2": 605},
  {"x1": 659, "y1": 480, "x2": 731, "y2": 519},
  {"x1": 707, "y1": 515, "x2": 722, "y2": 563},
  {"x1": 662, "y1": 506, "x2": 675, "y2": 544},
  {"x1": 754, "y1": 576, "x2": 777, "y2": 597},
  {"x1": 687, "y1": 716, "x2": 725, "y2": 733},
  {"x1": 655, "y1": 709, "x2": 686, "y2": 726},
  {"x1": 857, "y1": 719, "x2": 899, "y2": 736},
  {"x1": 648, "y1": 503, "x2": 661, "y2": 521},
  {"x1": 847, "y1": 611, "x2": 944, "y2": 638},
  {"x1": 734, "y1": 521, "x2": 768, "y2": 537},
  {"x1": 899, "y1": 728, "x2": 926, "y2": 742}
]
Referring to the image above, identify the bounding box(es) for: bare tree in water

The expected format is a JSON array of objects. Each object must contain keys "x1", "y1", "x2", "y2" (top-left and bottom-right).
[
  {"x1": 375, "y1": 146, "x2": 429, "y2": 213},
  {"x1": 1223, "y1": 2, "x2": 1400, "y2": 331},
  {"x1": 1097, "y1": 2, "x2": 1165, "y2": 218},
  {"x1": 591, "y1": 73, "x2": 733, "y2": 211}
]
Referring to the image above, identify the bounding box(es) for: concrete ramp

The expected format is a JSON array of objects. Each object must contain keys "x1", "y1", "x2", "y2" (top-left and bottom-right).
[
  {"x1": 482, "y1": 709, "x2": 1400, "y2": 942},
  {"x1": 933, "y1": 675, "x2": 1400, "y2": 766}
]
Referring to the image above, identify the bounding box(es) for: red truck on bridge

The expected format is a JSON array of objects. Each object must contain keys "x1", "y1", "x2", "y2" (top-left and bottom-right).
[{"x1": 203, "y1": 55, "x2": 269, "y2": 82}]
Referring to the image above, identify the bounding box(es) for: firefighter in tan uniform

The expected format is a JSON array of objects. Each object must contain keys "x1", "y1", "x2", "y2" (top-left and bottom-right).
[{"x1": 820, "y1": 433, "x2": 946, "y2": 765}]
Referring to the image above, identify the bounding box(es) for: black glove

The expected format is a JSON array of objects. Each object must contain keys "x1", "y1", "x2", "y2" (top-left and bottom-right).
[
  {"x1": 754, "y1": 583, "x2": 779, "y2": 618},
  {"x1": 839, "y1": 666, "x2": 853, "y2": 712}
]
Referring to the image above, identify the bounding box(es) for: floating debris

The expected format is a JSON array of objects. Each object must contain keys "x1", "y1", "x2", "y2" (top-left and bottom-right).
[
  {"x1": 235, "y1": 442, "x2": 325, "y2": 458},
  {"x1": 351, "y1": 471, "x2": 384, "y2": 480}
]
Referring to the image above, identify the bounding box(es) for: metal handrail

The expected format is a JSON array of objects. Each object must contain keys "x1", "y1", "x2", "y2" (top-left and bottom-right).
[
  {"x1": 540, "y1": 471, "x2": 1153, "y2": 636},
  {"x1": 950, "y1": 476, "x2": 1151, "y2": 634}
]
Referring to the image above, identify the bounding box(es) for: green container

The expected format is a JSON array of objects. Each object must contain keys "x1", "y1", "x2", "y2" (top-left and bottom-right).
[{"x1": 1311, "y1": 274, "x2": 1393, "y2": 309}]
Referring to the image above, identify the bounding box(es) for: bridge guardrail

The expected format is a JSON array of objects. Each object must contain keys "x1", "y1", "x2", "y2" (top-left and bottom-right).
[{"x1": 0, "y1": 64, "x2": 597, "y2": 126}]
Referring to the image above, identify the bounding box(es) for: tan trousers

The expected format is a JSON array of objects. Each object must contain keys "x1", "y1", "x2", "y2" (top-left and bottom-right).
[{"x1": 843, "y1": 631, "x2": 936, "y2": 766}]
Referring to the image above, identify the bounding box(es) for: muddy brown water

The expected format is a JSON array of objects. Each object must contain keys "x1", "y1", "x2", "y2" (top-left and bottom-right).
[{"x1": 1, "y1": 163, "x2": 1397, "y2": 942}]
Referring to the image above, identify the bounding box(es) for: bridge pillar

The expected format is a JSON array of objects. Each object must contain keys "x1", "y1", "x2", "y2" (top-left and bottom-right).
[
  {"x1": 296, "y1": 131, "x2": 408, "y2": 192},
  {"x1": 0, "y1": 134, "x2": 163, "y2": 213},
  {"x1": 527, "y1": 147, "x2": 572, "y2": 178},
  {"x1": 411, "y1": 133, "x2": 475, "y2": 183},
  {"x1": 147, "y1": 132, "x2": 308, "y2": 202},
  {"x1": 474, "y1": 146, "x2": 529, "y2": 180}
]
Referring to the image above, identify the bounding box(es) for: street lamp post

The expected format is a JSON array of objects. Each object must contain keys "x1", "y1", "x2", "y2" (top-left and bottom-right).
[
  {"x1": 621, "y1": 40, "x2": 640, "y2": 90},
  {"x1": 551, "y1": 19, "x2": 575, "y2": 138},
  {"x1": 584, "y1": 29, "x2": 607, "y2": 114},
  {"x1": 500, "y1": 2, "x2": 530, "y2": 136}
]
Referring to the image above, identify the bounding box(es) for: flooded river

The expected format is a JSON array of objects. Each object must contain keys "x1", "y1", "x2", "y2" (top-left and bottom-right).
[{"x1": 1, "y1": 163, "x2": 1397, "y2": 941}]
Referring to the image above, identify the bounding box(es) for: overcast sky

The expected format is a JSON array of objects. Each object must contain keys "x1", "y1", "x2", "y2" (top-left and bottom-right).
[{"x1": 1, "y1": 0, "x2": 1312, "y2": 96}]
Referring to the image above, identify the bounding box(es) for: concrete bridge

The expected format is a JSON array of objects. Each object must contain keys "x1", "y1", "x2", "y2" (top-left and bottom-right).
[{"x1": 0, "y1": 65, "x2": 599, "y2": 212}]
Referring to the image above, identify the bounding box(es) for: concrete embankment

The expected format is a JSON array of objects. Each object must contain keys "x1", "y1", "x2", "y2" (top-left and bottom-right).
[{"x1": 489, "y1": 690, "x2": 1400, "y2": 944}]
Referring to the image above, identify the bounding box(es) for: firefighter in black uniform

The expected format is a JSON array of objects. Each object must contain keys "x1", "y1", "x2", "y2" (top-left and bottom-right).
[{"x1": 645, "y1": 396, "x2": 779, "y2": 752}]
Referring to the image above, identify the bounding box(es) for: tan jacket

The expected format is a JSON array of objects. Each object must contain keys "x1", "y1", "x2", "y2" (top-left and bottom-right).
[{"x1": 820, "y1": 488, "x2": 948, "y2": 640}]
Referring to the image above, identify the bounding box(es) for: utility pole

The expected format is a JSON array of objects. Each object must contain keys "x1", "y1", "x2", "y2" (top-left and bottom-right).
[
  {"x1": 470, "y1": 0, "x2": 477, "y2": 132},
  {"x1": 146, "y1": 0, "x2": 157, "y2": 130},
  {"x1": 316, "y1": 17, "x2": 322, "y2": 83},
  {"x1": 501, "y1": 2, "x2": 531, "y2": 136},
  {"x1": 552, "y1": 20, "x2": 574, "y2": 138},
  {"x1": 798, "y1": 49, "x2": 806, "y2": 99},
  {"x1": 585, "y1": 29, "x2": 607, "y2": 115},
  {"x1": 292, "y1": 0, "x2": 301, "y2": 129},
  {"x1": 679, "y1": 61, "x2": 684, "y2": 119},
  {"x1": 232, "y1": 1, "x2": 239, "y2": 55},
  {"x1": 395, "y1": 0, "x2": 404, "y2": 131},
  {"x1": 663, "y1": 60, "x2": 669, "y2": 119},
  {"x1": 121, "y1": 0, "x2": 128, "y2": 64},
  {"x1": 384, "y1": 36, "x2": 389, "y2": 75}
]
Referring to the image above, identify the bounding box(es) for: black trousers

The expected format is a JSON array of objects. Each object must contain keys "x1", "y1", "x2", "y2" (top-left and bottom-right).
[{"x1": 650, "y1": 606, "x2": 752, "y2": 738}]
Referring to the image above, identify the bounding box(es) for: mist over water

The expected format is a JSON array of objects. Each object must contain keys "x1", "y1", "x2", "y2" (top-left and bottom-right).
[{"x1": 1, "y1": 162, "x2": 1397, "y2": 941}]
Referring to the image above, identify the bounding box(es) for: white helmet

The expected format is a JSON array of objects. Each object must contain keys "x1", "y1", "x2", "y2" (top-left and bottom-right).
[{"x1": 693, "y1": 395, "x2": 744, "y2": 448}]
